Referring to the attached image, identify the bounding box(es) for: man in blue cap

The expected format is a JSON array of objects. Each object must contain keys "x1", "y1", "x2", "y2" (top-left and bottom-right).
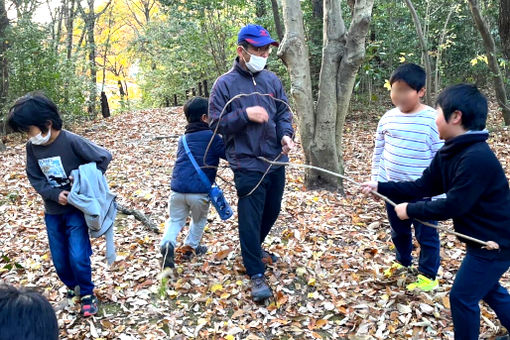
[{"x1": 209, "y1": 24, "x2": 294, "y2": 302}]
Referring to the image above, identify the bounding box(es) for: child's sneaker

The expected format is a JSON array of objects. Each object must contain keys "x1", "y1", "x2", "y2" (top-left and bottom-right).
[
  {"x1": 383, "y1": 261, "x2": 414, "y2": 277},
  {"x1": 160, "y1": 242, "x2": 175, "y2": 269},
  {"x1": 182, "y1": 245, "x2": 208, "y2": 260},
  {"x1": 406, "y1": 274, "x2": 439, "y2": 292},
  {"x1": 67, "y1": 288, "x2": 80, "y2": 306},
  {"x1": 80, "y1": 294, "x2": 98, "y2": 317}
]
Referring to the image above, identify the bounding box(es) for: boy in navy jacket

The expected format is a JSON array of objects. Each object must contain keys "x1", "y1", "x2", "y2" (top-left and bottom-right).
[
  {"x1": 160, "y1": 97, "x2": 225, "y2": 269},
  {"x1": 363, "y1": 84, "x2": 510, "y2": 340}
]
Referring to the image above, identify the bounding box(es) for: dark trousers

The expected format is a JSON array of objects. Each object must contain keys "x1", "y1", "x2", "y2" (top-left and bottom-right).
[
  {"x1": 45, "y1": 207, "x2": 94, "y2": 296},
  {"x1": 385, "y1": 201, "x2": 440, "y2": 279},
  {"x1": 234, "y1": 166, "x2": 285, "y2": 277},
  {"x1": 450, "y1": 247, "x2": 510, "y2": 340}
]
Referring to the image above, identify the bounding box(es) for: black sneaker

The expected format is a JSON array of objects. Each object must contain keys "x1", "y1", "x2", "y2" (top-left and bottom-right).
[
  {"x1": 160, "y1": 242, "x2": 175, "y2": 269},
  {"x1": 250, "y1": 273, "x2": 272, "y2": 302},
  {"x1": 183, "y1": 245, "x2": 208, "y2": 260},
  {"x1": 80, "y1": 294, "x2": 98, "y2": 317},
  {"x1": 262, "y1": 250, "x2": 279, "y2": 264}
]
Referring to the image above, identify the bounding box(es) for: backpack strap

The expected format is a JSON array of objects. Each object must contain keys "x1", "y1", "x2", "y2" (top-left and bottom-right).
[{"x1": 181, "y1": 135, "x2": 212, "y2": 188}]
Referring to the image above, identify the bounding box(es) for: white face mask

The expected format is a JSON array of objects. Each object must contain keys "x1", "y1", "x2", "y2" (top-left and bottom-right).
[
  {"x1": 242, "y1": 48, "x2": 268, "y2": 73},
  {"x1": 29, "y1": 130, "x2": 51, "y2": 145}
]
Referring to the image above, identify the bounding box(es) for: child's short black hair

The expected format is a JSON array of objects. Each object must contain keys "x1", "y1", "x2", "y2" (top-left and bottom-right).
[
  {"x1": 390, "y1": 63, "x2": 426, "y2": 91},
  {"x1": 436, "y1": 84, "x2": 487, "y2": 131},
  {"x1": 0, "y1": 284, "x2": 58, "y2": 340},
  {"x1": 183, "y1": 97, "x2": 208, "y2": 123},
  {"x1": 7, "y1": 92, "x2": 62, "y2": 133}
]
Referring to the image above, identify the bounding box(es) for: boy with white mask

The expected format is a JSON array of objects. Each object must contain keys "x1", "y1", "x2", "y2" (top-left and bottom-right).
[
  {"x1": 7, "y1": 92, "x2": 112, "y2": 317},
  {"x1": 209, "y1": 24, "x2": 294, "y2": 302}
]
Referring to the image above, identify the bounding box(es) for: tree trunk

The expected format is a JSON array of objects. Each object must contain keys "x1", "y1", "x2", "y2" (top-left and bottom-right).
[
  {"x1": 0, "y1": 0, "x2": 9, "y2": 107},
  {"x1": 84, "y1": 0, "x2": 97, "y2": 116},
  {"x1": 270, "y1": 0, "x2": 284, "y2": 41},
  {"x1": 311, "y1": 0, "x2": 323, "y2": 18},
  {"x1": 118, "y1": 80, "x2": 125, "y2": 97},
  {"x1": 404, "y1": 0, "x2": 433, "y2": 105},
  {"x1": 54, "y1": 0, "x2": 64, "y2": 53},
  {"x1": 78, "y1": 0, "x2": 112, "y2": 117},
  {"x1": 278, "y1": 0, "x2": 315, "y2": 184},
  {"x1": 434, "y1": 5, "x2": 455, "y2": 95},
  {"x1": 66, "y1": 0, "x2": 75, "y2": 60},
  {"x1": 256, "y1": 0, "x2": 266, "y2": 17},
  {"x1": 500, "y1": 0, "x2": 510, "y2": 94},
  {"x1": 100, "y1": 91, "x2": 110, "y2": 118},
  {"x1": 499, "y1": 0, "x2": 510, "y2": 61},
  {"x1": 309, "y1": 0, "x2": 345, "y2": 188},
  {"x1": 334, "y1": 0, "x2": 373, "y2": 185},
  {"x1": 280, "y1": 0, "x2": 374, "y2": 191},
  {"x1": 468, "y1": 0, "x2": 510, "y2": 125}
]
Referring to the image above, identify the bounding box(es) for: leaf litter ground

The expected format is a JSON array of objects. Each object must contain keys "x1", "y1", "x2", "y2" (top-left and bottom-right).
[{"x1": 1, "y1": 103, "x2": 509, "y2": 339}]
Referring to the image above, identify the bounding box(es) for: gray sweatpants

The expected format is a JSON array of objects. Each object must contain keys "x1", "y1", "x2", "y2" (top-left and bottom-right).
[{"x1": 160, "y1": 191, "x2": 210, "y2": 248}]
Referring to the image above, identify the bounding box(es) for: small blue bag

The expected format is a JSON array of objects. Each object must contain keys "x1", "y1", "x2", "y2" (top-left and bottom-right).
[{"x1": 181, "y1": 135, "x2": 233, "y2": 220}]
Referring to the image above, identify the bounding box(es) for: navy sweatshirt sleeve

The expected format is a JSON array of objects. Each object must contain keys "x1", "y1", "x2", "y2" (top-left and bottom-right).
[
  {"x1": 209, "y1": 78, "x2": 250, "y2": 135},
  {"x1": 70, "y1": 134, "x2": 112, "y2": 173}
]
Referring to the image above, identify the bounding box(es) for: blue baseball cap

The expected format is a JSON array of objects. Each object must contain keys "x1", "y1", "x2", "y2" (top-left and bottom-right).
[{"x1": 237, "y1": 24, "x2": 279, "y2": 47}]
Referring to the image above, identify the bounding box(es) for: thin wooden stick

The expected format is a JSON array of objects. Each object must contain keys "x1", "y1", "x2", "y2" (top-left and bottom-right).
[{"x1": 259, "y1": 157, "x2": 500, "y2": 250}]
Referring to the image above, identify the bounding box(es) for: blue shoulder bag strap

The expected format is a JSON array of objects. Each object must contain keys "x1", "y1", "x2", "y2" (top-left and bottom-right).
[{"x1": 181, "y1": 135, "x2": 212, "y2": 188}]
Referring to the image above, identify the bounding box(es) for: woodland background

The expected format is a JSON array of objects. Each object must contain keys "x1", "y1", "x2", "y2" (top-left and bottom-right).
[{"x1": 1, "y1": 0, "x2": 510, "y2": 339}]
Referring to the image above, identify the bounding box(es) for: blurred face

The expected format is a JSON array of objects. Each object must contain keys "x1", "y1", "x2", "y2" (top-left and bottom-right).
[
  {"x1": 390, "y1": 80, "x2": 425, "y2": 113},
  {"x1": 435, "y1": 106, "x2": 464, "y2": 141},
  {"x1": 435, "y1": 107, "x2": 448, "y2": 140}
]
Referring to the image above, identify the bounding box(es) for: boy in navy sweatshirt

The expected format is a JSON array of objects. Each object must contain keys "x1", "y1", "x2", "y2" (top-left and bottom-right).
[
  {"x1": 7, "y1": 92, "x2": 112, "y2": 317},
  {"x1": 160, "y1": 97, "x2": 225, "y2": 269},
  {"x1": 362, "y1": 84, "x2": 510, "y2": 340}
]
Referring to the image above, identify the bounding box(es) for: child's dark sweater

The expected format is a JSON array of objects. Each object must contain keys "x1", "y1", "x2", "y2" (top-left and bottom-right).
[
  {"x1": 26, "y1": 130, "x2": 112, "y2": 215},
  {"x1": 378, "y1": 132, "x2": 510, "y2": 257}
]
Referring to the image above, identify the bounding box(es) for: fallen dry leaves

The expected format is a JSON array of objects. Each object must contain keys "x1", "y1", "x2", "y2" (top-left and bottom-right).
[{"x1": 1, "y1": 102, "x2": 509, "y2": 339}]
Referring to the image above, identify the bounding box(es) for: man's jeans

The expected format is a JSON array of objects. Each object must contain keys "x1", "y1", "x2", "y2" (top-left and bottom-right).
[{"x1": 45, "y1": 207, "x2": 94, "y2": 296}]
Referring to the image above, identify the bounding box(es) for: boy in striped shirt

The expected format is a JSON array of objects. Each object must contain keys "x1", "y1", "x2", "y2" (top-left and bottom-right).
[{"x1": 371, "y1": 63, "x2": 443, "y2": 291}]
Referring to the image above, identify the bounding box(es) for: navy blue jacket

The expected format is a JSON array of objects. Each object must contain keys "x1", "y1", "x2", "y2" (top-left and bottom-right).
[
  {"x1": 378, "y1": 132, "x2": 510, "y2": 257},
  {"x1": 170, "y1": 128, "x2": 225, "y2": 194},
  {"x1": 209, "y1": 58, "x2": 294, "y2": 173}
]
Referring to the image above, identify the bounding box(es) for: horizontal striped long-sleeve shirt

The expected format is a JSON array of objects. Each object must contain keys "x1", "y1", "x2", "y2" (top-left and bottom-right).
[{"x1": 371, "y1": 106, "x2": 444, "y2": 183}]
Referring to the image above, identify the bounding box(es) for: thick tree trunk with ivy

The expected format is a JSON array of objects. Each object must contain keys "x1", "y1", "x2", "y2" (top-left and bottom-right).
[
  {"x1": 405, "y1": 0, "x2": 432, "y2": 105},
  {"x1": 279, "y1": 0, "x2": 374, "y2": 191},
  {"x1": 468, "y1": 0, "x2": 510, "y2": 125}
]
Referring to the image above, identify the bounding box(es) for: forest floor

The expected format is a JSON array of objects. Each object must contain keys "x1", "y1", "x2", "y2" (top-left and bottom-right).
[{"x1": 1, "y1": 98, "x2": 510, "y2": 339}]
